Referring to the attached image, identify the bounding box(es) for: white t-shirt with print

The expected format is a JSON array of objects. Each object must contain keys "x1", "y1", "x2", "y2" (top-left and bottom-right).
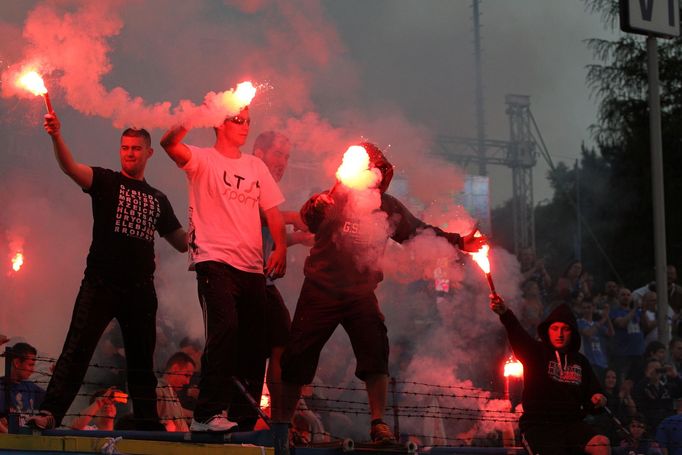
[{"x1": 182, "y1": 145, "x2": 284, "y2": 273}]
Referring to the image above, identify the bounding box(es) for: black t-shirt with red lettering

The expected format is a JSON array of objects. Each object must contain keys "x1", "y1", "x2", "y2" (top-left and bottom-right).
[{"x1": 84, "y1": 167, "x2": 181, "y2": 285}]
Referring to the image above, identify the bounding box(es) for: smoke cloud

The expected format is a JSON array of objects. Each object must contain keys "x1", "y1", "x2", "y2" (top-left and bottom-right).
[{"x1": 2, "y1": 2, "x2": 258, "y2": 128}]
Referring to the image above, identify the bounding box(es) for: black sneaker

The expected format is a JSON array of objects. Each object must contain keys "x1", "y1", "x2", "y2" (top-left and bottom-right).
[{"x1": 370, "y1": 421, "x2": 396, "y2": 443}]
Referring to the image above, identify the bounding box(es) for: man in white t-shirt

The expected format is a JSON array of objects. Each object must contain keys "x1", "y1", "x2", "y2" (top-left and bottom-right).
[{"x1": 161, "y1": 107, "x2": 287, "y2": 432}]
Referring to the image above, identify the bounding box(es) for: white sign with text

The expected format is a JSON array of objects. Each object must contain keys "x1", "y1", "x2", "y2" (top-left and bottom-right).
[{"x1": 620, "y1": 0, "x2": 680, "y2": 37}]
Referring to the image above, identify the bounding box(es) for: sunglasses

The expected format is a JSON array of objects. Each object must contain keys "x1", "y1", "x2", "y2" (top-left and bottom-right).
[{"x1": 226, "y1": 115, "x2": 251, "y2": 126}]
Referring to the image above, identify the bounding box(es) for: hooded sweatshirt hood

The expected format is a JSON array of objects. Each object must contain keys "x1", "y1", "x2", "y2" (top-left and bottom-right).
[
  {"x1": 537, "y1": 303, "x2": 581, "y2": 352},
  {"x1": 358, "y1": 142, "x2": 393, "y2": 193}
]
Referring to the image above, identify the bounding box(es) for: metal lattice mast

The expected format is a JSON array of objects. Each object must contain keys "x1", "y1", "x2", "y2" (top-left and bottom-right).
[
  {"x1": 505, "y1": 95, "x2": 536, "y2": 254},
  {"x1": 434, "y1": 94, "x2": 537, "y2": 252},
  {"x1": 472, "y1": 0, "x2": 487, "y2": 176}
]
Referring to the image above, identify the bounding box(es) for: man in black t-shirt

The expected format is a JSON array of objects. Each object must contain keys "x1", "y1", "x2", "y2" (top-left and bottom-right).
[
  {"x1": 273, "y1": 142, "x2": 484, "y2": 444},
  {"x1": 28, "y1": 112, "x2": 187, "y2": 431}
]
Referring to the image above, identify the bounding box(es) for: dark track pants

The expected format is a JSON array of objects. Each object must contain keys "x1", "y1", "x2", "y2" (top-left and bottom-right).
[
  {"x1": 193, "y1": 261, "x2": 267, "y2": 426},
  {"x1": 40, "y1": 275, "x2": 160, "y2": 429}
]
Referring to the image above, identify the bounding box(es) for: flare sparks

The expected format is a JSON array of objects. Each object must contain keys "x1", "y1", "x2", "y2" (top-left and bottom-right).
[{"x1": 16, "y1": 70, "x2": 53, "y2": 113}]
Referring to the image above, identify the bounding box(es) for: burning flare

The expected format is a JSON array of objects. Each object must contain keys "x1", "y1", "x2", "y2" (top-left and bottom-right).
[
  {"x1": 16, "y1": 70, "x2": 53, "y2": 113},
  {"x1": 468, "y1": 230, "x2": 498, "y2": 296},
  {"x1": 260, "y1": 392, "x2": 270, "y2": 409},
  {"x1": 233, "y1": 81, "x2": 256, "y2": 107},
  {"x1": 11, "y1": 252, "x2": 24, "y2": 272},
  {"x1": 219, "y1": 81, "x2": 256, "y2": 114},
  {"x1": 469, "y1": 231, "x2": 490, "y2": 274},
  {"x1": 260, "y1": 382, "x2": 271, "y2": 409},
  {"x1": 17, "y1": 70, "x2": 47, "y2": 96},
  {"x1": 503, "y1": 355, "x2": 523, "y2": 378},
  {"x1": 335, "y1": 145, "x2": 381, "y2": 191}
]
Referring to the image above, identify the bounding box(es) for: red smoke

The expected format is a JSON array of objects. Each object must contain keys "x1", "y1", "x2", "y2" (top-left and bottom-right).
[{"x1": 2, "y1": 3, "x2": 260, "y2": 128}]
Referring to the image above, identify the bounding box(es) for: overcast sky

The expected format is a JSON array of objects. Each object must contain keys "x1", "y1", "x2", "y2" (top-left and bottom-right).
[
  {"x1": 0, "y1": 1, "x2": 618, "y2": 202},
  {"x1": 325, "y1": 0, "x2": 620, "y2": 203},
  {"x1": 0, "y1": 0, "x2": 619, "y2": 364}
]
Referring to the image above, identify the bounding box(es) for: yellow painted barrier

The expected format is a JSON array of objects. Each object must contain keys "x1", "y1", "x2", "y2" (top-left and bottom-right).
[{"x1": 0, "y1": 433, "x2": 273, "y2": 455}]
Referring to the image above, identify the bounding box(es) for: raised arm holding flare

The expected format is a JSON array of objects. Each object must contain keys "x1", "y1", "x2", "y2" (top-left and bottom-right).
[
  {"x1": 159, "y1": 124, "x2": 192, "y2": 167},
  {"x1": 44, "y1": 113, "x2": 93, "y2": 189}
]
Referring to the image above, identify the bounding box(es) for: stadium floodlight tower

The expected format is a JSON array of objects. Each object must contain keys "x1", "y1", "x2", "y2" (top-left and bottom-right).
[{"x1": 505, "y1": 94, "x2": 536, "y2": 254}]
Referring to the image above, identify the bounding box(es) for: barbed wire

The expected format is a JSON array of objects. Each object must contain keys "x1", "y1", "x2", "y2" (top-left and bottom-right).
[
  {"x1": 2, "y1": 354, "x2": 515, "y2": 398},
  {"x1": 2, "y1": 352, "x2": 517, "y2": 396},
  {"x1": 3, "y1": 371, "x2": 616, "y2": 417},
  {"x1": 1, "y1": 352, "x2": 197, "y2": 379}
]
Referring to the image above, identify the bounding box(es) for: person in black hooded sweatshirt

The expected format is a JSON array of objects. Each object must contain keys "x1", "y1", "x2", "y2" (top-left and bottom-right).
[
  {"x1": 271, "y1": 142, "x2": 485, "y2": 445},
  {"x1": 490, "y1": 295, "x2": 611, "y2": 455}
]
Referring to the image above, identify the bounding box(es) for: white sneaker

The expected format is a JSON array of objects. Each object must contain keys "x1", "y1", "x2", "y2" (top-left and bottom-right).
[{"x1": 190, "y1": 414, "x2": 238, "y2": 432}]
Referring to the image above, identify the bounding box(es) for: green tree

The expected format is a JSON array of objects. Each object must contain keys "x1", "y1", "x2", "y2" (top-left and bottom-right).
[
  {"x1": 532, "y1": 148, "x2": 617, "y2": 283},
  {"x1": 584, "y1": 0, "x2": 682, "y2": 285}
]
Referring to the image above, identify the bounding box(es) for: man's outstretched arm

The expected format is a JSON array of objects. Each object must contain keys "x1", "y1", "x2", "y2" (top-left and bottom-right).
[
  {"x1": 160, "y1": 124, "x2": 193, "y2": 167},
  {"x1": 282, "y1": 210, "x2": 308, "y2": 232},
  {"x1": 44, "y1": 113, "x2": 93, "y2": 190},
  {"x1": 385, "y1": 194, "x2": 487, "y2": 252}
]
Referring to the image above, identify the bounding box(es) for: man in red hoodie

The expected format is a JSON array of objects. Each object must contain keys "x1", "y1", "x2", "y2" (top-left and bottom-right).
[{"x1": 491, "y1": 295, "x2": 611, "y2": 454}]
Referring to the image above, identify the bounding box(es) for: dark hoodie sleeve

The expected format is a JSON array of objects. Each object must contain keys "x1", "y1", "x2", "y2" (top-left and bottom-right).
[
  {"x1": 580, "y1": 358, "x2": 604, "y2": 414},
  {"x1": 300, "y1": 191, "x2": 330, "y2": 234},
  {"x1": 499, "y1": 309, "x2": 540, "y2": 364},
  {"x1": 382, "y1": 194, "x2": 463, "y2": 248},
  {"x1": 587, "y1": 363, "x2": 603, "y2": 395}
]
